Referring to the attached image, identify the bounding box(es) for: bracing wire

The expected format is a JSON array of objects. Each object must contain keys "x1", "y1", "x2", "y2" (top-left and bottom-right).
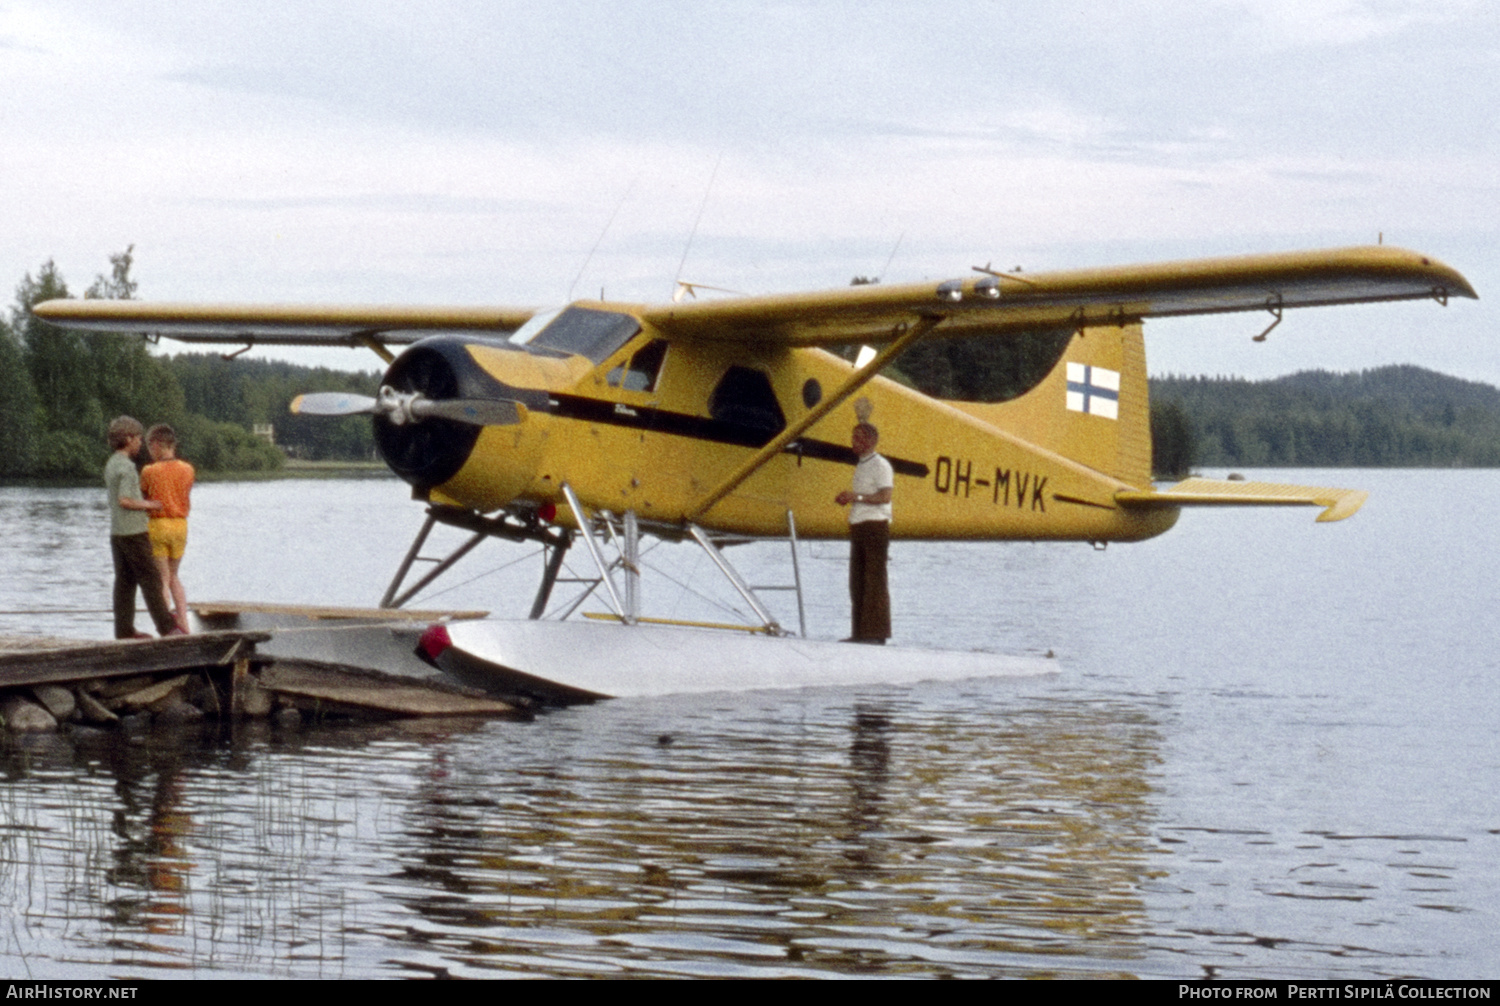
[
  {"x1": 407, "y1": 546, "x2": 547, "y2": 605},
  {"x1": 672, "y1": 153, "x2": 723, "y2": 295},
  {"x1": 567, "y1": 175, "x2": 639, "y2": 304}
]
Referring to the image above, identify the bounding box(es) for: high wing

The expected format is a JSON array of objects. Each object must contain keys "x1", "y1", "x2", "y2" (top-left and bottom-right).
[
  {"x1": 31, "y1": 246, "x2": 1473, "y2": 353},
  {"x1": 30, "y1": 301, "x2": 536, "y2": 351},
  {"x1": 642, "y1": 246, "x2": 1475, "y2": 346}
]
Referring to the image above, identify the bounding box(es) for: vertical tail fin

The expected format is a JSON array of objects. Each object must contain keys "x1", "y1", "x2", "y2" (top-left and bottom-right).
[{"x1": 946, "y1": 323, "x2": 1152, "y2": 488}]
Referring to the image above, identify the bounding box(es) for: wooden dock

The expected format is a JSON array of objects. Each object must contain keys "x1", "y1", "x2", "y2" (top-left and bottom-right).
[
  {"x1": 0, "y1": 631, "x2": 264, "y2": 687},
  {"x1": 0, "y1": 626, "x2": 517, "y2": 732}
]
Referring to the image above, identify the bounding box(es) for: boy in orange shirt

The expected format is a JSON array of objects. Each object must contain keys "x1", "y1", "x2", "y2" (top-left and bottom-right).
[{"x1": 141, "y1": 425, "x2": 195, "y2": 634}]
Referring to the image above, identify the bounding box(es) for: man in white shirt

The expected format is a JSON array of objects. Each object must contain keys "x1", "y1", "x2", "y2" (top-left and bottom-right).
[{"x1": 835, "y1": 422, "x2": 893, "y2": 644}]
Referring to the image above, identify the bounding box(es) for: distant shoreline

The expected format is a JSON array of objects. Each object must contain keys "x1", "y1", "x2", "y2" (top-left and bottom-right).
[
  {"x1": 199, "y1": 461, "x2": 395, "y2": 482},
  {"x1": 0, "y1": 460, "x2": 395, "y2": 489}
]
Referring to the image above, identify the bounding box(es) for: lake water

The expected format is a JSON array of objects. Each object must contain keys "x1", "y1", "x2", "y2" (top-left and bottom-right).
[{"x1": 0, "y1": 471, "x2": 1494, "y2": 979}]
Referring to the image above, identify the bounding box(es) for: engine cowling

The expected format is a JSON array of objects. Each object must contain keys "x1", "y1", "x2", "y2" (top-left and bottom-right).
[{"x1": 375, "y1": 336, "x2": 528, "y2": 490}]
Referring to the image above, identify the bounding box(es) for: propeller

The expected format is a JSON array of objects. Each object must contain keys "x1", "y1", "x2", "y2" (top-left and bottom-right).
[
  {"x1": 290, "y1": 386, "x2": 525, "y2": 426},
  {"x1": 289, "y1": 391, "x2": 378, "y2": 416}
]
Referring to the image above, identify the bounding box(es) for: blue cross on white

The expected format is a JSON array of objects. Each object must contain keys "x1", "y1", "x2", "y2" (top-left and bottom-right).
[{"x1": 1065, "y1": 363, "x2": 1120, "y2": 419}]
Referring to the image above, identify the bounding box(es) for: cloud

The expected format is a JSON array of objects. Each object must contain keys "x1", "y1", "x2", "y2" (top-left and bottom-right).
[
  {"x1": 1210, "y1": 0, "x2": 1479, "y2": 46},
  {"x1": 0, "y1": 1, "x2": 1494, "y2": 377}
]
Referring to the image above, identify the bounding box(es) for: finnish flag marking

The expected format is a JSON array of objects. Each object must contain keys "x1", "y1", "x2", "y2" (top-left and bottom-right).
[{"x1": 1066, "y1": 363, "x2": 1120, "y2": 420}]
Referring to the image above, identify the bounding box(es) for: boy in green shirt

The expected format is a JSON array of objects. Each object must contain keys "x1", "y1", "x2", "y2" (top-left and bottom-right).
[{"x1": 105, "y1": 416, "x2": 179, "y2": 638}]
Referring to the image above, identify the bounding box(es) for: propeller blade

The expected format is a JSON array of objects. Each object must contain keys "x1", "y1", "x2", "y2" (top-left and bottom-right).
[
  {"x1": 411, "y1": 398, "x2": 527, "y2": 426},
  {"x1": 290, "y1": 387, "x2": 525, "y2": 426},
  {"x1": 290, "y1": 392, "x2": 378, "y2": 416}
]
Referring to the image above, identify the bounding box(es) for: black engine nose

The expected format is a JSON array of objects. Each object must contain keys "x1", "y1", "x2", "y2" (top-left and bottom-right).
[{"x1": 374, "y1": 337, "x2": 509, "y2": 490}]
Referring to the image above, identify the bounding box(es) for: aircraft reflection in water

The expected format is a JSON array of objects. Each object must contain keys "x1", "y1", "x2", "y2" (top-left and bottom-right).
[
  {"x1": 0, "y1": 693, "x2": 1161, "y2": 977},
  {"x1": 36, "y1": 245, "x2": 1475, "y2": 636},
  {"x1": 389, "y1": 698, "x2": 1161, "y2": 975}
]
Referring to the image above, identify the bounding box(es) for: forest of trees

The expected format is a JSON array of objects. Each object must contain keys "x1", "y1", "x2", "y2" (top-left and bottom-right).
[
  {"x1": 1149, "y1": 366, "x2": 1500, "y2": 471},
  {"x1": 0, "y1": 249, "x2": 379, "y2": 480}
]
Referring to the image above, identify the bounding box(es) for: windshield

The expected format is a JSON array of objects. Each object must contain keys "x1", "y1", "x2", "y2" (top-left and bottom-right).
[
  {"x1": 508, "y1": 307, "x2": 564, "y2": 346},
  {"x1": 525, "y1": 307, "x2": 642, "y2": 363}
]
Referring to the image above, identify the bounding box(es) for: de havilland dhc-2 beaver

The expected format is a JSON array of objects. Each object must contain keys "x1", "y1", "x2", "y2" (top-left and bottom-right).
[{"x1": 36, "y1": 245, "x2": 1476, "y2": 702}]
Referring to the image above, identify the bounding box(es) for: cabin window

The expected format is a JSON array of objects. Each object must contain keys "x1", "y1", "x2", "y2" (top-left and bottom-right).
[
  {"x1": 606, "y1": 339, "x2": 669, "y2": 392},
  {"x1": 895, "y1": 326, "x2": 1075, "y2": 403},
  {"x1": 528, "y1": 307, "x2": 641, "y2": 363},
  {"x1": 709, "y1": 366, "x2": 786, "y2": 444}
]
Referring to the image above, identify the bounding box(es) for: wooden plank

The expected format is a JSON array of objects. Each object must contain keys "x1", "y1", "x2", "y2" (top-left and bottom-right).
[
  {"x1": 230, "y1": 657, "x2": 249, "y2": 716},
  {"x1": 258, "y1": 662, "x2": 516, "y2": 718},
  {"x1": 0, "y1": 632, "x2": 270, "y2": 689},
  {"x1": 192, "y1": 601, "x2": 488, "y2": 622},
  {"x1": 110, "y1": 674, "x2": 191, "y2": 712},
  {"x1": 0, "y1": 635, "x2": 89, "y2": 654}
]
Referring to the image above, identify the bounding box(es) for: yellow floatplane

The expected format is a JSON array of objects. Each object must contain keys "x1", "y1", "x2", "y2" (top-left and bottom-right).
[{"x1": 36, "y1": 245, "x2": 1475, "y2": 701}]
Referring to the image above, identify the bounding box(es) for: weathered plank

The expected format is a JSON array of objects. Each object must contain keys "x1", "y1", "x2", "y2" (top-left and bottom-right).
[
  {"x1": 258, "y1": 661, "x2": 516, "y2": 718},
  {"x1": 0, "y1": 632, "x2": 269, "y2": 689},
  {"x1": 0, "y1": 635, "x2": 88, "y2": 654},
  {"x1": 108, "y1": 674, "x2": 192, "y2": 712}
]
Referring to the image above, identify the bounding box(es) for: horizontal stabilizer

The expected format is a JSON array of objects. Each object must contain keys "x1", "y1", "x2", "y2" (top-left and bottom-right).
[{"x1": 1115, "y1": 477, "x2": 1368, "y2": 522}]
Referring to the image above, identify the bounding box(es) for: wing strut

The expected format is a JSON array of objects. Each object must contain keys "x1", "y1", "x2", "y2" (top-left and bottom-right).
[
  {"x1": 354, "y1": 333, "x2": 396, "y2": 363},
  {"x1": 687, "y1": 314, "x2": 942, "y2": 520}
]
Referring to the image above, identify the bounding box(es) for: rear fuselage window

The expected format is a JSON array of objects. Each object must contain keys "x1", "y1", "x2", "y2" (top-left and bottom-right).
[
  {"x1": 709, "y1": 366, "x2": 786, "y2": 445},
  {"x1": 895, "y1": 326, "x2": 1075, "y2": 402}
]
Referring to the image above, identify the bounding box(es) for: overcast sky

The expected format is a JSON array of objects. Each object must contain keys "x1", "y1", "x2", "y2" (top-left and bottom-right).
[{"x1": 2, "y1": 0, "x2": 1495, "y2": 379}]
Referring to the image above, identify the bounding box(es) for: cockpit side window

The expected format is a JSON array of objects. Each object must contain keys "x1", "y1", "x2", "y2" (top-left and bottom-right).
[
  {"x1": 529, "y1": 307, "x2": 642, "y2": 363},
  {"x1": 606, "y1": 339, "x2": 669, "y2": 393}
]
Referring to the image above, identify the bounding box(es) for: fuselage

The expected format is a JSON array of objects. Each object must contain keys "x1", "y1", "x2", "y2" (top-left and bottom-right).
[{"x1": 374, "y1": 303, "x2": 1179, "y2": 543}]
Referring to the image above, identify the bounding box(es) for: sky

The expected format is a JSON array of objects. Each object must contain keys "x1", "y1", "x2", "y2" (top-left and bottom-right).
[{"x1": 1, "y1": 0, "x2": 1496, "y2": 380}]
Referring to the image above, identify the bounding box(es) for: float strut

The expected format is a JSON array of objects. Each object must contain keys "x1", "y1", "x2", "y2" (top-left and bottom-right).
[
  {"x1": 687, "y1": 523, "x2": 782, "y2": 634},
  {"x1": 386, "y1": 530, "x2": 489, "y2": 610},
  {"x1": 623, "y1": 510, "x2": 641, "y2": 622},
  {"x1": 561, "y1": 483, "x2": 629, "y2": 622},
  {"x1": 788, "y1": 509, "x2": 807, "y2": 639},
  {"x1": 529, "y1": 532, "x2": 573, "y2": 620},
  {"x1": 380, "y1": 513, "x2": 438, "y2": 608}
]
